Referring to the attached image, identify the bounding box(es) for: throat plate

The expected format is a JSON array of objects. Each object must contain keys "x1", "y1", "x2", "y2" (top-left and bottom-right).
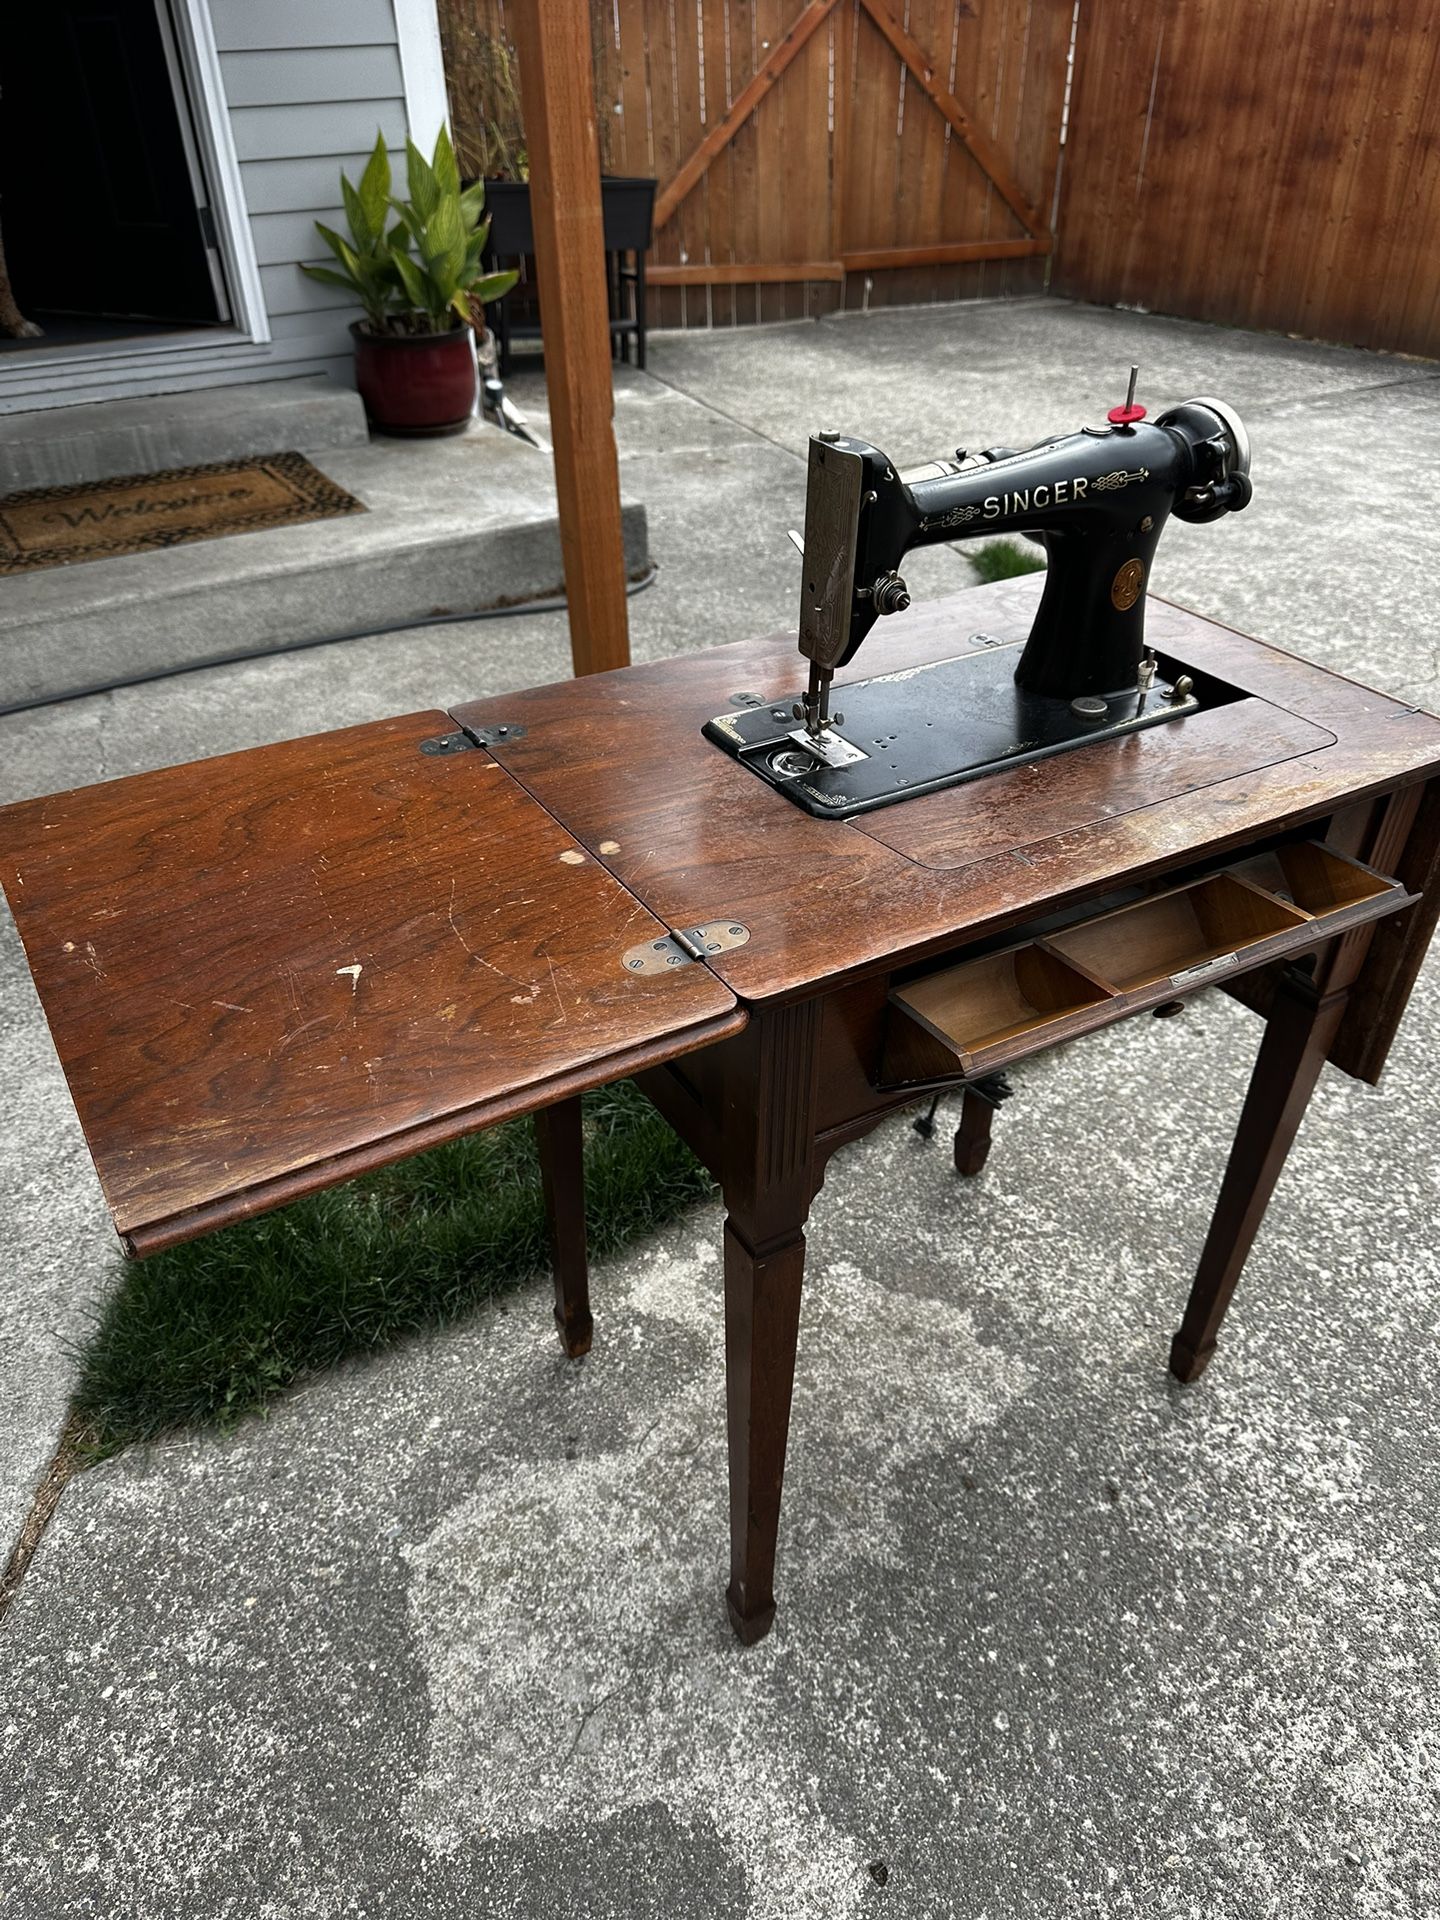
[{"x1": 703, "y1": 642, "x2": 1210, "y2": 820}]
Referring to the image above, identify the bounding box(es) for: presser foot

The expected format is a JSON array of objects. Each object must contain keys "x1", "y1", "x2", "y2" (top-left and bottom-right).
[{"x1": 703, "y1": 639, "x2": 1221, "y2": 821}]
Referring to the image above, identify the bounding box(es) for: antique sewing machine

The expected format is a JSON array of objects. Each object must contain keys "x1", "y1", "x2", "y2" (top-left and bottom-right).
[{"x1": 705, "y1": 371, "x2": 1254, "y2": 817}]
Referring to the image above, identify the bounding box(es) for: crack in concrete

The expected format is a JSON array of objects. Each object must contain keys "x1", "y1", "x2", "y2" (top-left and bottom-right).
[
  {"x1": 635, "y1": 366, "x2": 811, "y2": 467},
  {"x1": 1242, "y1": 369, "x2": 1440, "y2": 420},
  {"x1": 0, "y1": 1411, "x2": 93, "y2": 1628}
]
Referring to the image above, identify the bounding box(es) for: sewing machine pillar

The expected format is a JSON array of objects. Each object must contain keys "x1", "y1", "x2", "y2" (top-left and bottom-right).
[{"x1": 1015, "y1": 518, "x2": 1168, "y2": 698}]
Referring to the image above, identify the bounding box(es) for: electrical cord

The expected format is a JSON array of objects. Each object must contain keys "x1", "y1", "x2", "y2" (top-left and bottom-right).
[{"x1": 0, "y1": 566, "x2": 659, "y2": 719}]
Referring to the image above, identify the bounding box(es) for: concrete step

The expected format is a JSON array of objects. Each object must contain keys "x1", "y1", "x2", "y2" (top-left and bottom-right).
[
  {"x1": 0, "y1": 377, "x2": 370, "y2": 493},
  {"x1": 0, "y1": 426, "x2": 649, "y2": 711}
]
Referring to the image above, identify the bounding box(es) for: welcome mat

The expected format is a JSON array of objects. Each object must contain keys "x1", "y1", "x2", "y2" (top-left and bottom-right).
[{"x1": 0, "y1": 452, "x2": 366, "y2": 575}]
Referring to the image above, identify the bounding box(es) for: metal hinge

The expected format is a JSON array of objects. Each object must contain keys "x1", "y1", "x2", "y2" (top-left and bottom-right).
[
  {"x1": 420, "y1": 730, "x2": 478, "y2": 756},
  {"x1": 420, "y1": 722, "x2": 526, "y2": 757},
  {"x1": 621, "y1": 920, "x2": 751, "y2": 975}
]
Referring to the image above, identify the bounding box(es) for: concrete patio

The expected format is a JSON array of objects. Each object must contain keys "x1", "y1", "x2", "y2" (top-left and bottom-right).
[{"x1": 1, "y1": 296, "x2": 1437, "y2": 1919}]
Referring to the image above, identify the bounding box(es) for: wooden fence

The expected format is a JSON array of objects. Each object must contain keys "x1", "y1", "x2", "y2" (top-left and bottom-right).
[
  {"x1": 442, "y1": 0, "x2": 1074, "y2": 327},
  {"x1": 1053, "y1": 0, "x2": 1440, "y2": 360}
]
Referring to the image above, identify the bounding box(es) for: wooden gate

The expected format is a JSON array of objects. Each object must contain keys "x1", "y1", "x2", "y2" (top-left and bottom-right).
[{"x1": 444, "y1": 0, "x2": 1073, "y2": 326}]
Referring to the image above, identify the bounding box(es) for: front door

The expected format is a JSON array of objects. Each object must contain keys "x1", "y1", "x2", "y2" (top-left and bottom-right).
[{"x1": 0, "y1": 0, "x2": 225, "y2": 325}]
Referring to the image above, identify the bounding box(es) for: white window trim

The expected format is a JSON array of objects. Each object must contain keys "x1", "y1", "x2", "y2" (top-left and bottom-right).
[
  {"x1": 394, "y1": 0, "x2": 451, "y2": 151},
  {"x1": 169, "y1": 0, "x2": 269, "y2": 345}
]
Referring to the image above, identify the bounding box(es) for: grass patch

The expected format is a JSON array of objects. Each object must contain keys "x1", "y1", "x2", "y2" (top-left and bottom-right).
[
  {"x1": 70, "y1": 1082, "x2": 714, "y2": 1460},
  {"x1": 969, "y1": 537, "x2": 1047, "y2": 584}
]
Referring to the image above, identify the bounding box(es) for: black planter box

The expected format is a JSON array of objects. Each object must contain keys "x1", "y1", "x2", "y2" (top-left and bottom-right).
[
  {"x1": 476, "y1": 176, "x2": 657, "y2": 373},
  {"x1": 479, "y1": 177, "x2": 656, "y2": 257}
]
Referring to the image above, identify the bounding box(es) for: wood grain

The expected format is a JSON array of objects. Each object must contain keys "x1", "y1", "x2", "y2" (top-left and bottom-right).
[
  {"x1": 1055, "y1": 0, "x2": 1440, "y2": 358},
  {"x1": 0, "y1": 714, "x2": 740, "y2": 1248},
  {"x1": 857, "y1": 0, "x2": 1044, "y2": 238},
  {"x1": 450, "y1": 577, "x2": 1440, "y2": 1007},
  {"x1": 1331, "y1": 775, "x2": 1440, "y2": 1082},
  {"x1": 511, "y1": 0, "x2": 631, "y2": 674},
  {"x1": 651, "y1": 0, "x2": 837, "y2": 232}
]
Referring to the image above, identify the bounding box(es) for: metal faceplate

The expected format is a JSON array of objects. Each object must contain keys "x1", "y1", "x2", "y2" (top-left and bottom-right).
[
  {"x1": 797, "y1": 437, "x2": 867, "y2": 673},
  {"x1": 703, "y1": 639, "x2": 1210, "y2": 820}
]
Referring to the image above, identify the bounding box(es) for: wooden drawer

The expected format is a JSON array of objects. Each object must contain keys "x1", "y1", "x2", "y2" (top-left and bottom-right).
[{"x1": 881, "y1": 841, "x2": 1415, "y2": 1087}]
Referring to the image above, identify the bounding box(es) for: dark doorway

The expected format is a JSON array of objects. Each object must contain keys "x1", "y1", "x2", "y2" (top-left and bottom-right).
[{"x1": 0, "y1": 0, "x2": 227, "y2": 328}]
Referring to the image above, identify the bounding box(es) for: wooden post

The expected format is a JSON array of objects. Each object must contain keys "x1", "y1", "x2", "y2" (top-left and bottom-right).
[{"x1": 511, "y1": 0, "x2": 630, "y2": 675}]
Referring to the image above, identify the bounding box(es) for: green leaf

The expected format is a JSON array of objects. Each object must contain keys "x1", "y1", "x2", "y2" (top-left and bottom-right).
[
  {"x1": 340, "y1": 175, "x2": 374, "y2": 252},
  {"x1": 358, "y1": 130, "x2": 391, "y2": 232},
  {"x1": 432, "y1": 123, "x2": 461, "y2": 198},
  {"x1": 460, "y1": 181, "x2": 488, "y2": 227},
  {"x1": 391, "y1": 249, "x2": 428, "y2": 312},
  {"x1": 426, "y1": 193, "x2": 464, "y2": 261},
  {"x1": 449, "y1": 291, "x2": 472, "y2": 330},
  {"x1": 332, "y1": 231, "x2": 365, "y2": 280},
  {"x1": 405, "y1": 137, "x2": 441, "y2": 222},
  {"x1": 300, "y1": 263, "x2": 361, "y2": 292},
  {"x1": 313, "y1": 220, "x2": 354, "y2": 266},
  {"x1": 417, "y1": 198, "x2": 466, "y2": 301},
  {"x1": 470, "y1": 268, "x2": 519, "y2": 304},
  {"x1": 390, "y1": 200, "x2": 432, "y2": 256}
]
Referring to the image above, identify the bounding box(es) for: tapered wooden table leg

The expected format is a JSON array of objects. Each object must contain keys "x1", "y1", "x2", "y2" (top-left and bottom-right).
[
  {"x1": 724, "y1": 1218, "x2": 807, "y2": 1643},
  {"x1": 1170, "y1": 968, "x2": 1351, "y2": 1383},
  {"x1": 717, "y1": 999, "x2": 823, "y2": 1642},
  {"x1": 953, "y1": 1087, "x2": 996, "y2": 1176},
  {"x1": 534, "y1": 1096, "x2": 592, "y2": 1357}
]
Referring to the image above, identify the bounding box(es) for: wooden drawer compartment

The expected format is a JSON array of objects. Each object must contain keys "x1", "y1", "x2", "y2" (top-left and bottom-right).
[
  {"x1": 882, "y1": 841, "x2": 1413, "y2": 1086},
  {"x1": 1226, "y1": 841, "x2": 1397, "y2": 915},
  {"x1": 1048, "y1": 873, "x2": 1304, "y2": 991},
  {"x1": 891, "y1": 945, "x2": 1113, "y2": 1060}
]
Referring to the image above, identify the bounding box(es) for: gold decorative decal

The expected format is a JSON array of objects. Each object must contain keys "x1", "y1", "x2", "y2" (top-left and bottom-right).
[
  {"x1": 1111, "y1": 558, "x2": 1145, "y2": 611},
  {"x1": 926, "y1": 467, "x2": 1151, "y2": 531}
]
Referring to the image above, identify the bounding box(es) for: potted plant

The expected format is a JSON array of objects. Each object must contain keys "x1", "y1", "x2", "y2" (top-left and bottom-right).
[{"x1": 304, "y1": 129, "x2": 517, "y2": 437}]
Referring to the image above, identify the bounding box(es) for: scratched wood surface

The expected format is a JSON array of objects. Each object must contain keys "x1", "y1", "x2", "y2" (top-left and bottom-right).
[
  {"x1": 1055, "y1": 0, "x2": 1440, "y2": 358},
  {"x1": 0, "y1": 713, "x2": 741, "y2": 1249},
  {"x1": 450, "y1": 577, "x2": 1440, "y2": 1005}
]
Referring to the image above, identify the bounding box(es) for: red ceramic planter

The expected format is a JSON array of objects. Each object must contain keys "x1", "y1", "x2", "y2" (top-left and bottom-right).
[{"x1": 350, "y1": 321, "x2": 477, "y2": 437}]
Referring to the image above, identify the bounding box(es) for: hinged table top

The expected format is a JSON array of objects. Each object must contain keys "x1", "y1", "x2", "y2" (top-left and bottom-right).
[{"x1": 0, "y1": 712, "x2": 741, "y2": 1250}]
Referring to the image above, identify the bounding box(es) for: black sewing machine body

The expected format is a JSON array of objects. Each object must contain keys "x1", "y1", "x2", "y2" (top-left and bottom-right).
[{"x1": 704, "y1": 386, "x2": 1253, "y2": 819}]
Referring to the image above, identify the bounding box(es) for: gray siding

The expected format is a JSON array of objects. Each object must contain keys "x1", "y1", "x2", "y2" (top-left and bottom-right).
[{"x1": 213, "y1": 0, "x2": 413, "y2": 370}]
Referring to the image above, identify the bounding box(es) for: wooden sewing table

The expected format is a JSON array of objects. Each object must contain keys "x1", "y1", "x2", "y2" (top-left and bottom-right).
[{"x1": 4, "y1": 577, "x2": 1438, "y2": 1642}]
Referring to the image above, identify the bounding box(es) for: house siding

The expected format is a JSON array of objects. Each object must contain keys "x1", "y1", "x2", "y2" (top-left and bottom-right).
[{"x1": 215, "y1": 0, "x2": 420, "y2": 384}]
